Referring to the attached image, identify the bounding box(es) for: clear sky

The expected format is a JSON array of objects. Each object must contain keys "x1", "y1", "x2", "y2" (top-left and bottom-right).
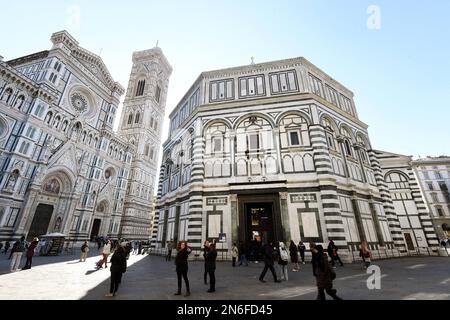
[{"x1": 2, "y1": 0, "x2": 449, "y2": 159}]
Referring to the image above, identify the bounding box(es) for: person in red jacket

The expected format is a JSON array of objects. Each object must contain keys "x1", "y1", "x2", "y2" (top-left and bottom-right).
[{"x1": 22, "y1": 237, "x2": 39, "y2": 270}]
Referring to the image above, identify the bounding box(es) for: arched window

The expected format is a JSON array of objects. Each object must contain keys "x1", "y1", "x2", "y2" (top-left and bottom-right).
[
  {"x1": 15, "y1": 95, "x2": 25, "y2": 109},
  {"x1": 62, "y1": 120, "x2": 68, "y2": 132},
  {"x1": 127, "y1": 113, "x2": 133, "y2": 125},
  {"x1": 54, "y1": 116, "x2": 61, "y2": 128},
  {"x1": 144, "y1": 144, "x2": 149, "y2": 156},
  {"x1": 344, "y1": 140, "x2": 353, "y2": 157},
  {"x1": 135, "y1": 80, "x2": 145, "y2": 96},
  {"x1": 2, "y1": 88, "x2": 13, "y2": 104},
  {"x1": 135, "y1": 112, "x2": 140, "y2": 124},
  {"x1": 45, "y1": 111, "x2": 53, "y2": 124},
  {"x1": 322, "y1": 117, "x2": 337, "y2": 150}
]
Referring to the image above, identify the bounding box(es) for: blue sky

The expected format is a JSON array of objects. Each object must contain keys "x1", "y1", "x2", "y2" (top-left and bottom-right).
[{"x1": 1, "y1": 0, "x2": 449, "y2": 157}]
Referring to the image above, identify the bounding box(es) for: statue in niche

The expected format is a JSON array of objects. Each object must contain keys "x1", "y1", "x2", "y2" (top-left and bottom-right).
[{"x1": 5, "y1": 170, "x2": 19, "y2": 191}]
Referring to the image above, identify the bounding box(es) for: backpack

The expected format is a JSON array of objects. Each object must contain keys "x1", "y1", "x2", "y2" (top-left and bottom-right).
[{"x1": 280, "y1": 248, "x2": 289, "y2": 262}]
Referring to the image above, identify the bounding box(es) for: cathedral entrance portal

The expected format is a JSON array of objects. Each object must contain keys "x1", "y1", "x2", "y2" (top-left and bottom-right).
[
  {"x1": 28, "y1": 204, "x2": 54, "y2": 241},
  {"x1": 238, "y1": 194, "x2": 283, "y2": 248},
  {"x1": 90, "y1": 219, "x2": 101, "y2": 240}
]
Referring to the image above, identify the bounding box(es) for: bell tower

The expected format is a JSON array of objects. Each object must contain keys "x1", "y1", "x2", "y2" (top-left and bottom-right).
[{"x1": 119, "y1": 47, "x2": 172, "y2": 240}]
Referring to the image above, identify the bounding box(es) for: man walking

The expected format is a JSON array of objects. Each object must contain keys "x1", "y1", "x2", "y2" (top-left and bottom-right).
[
  {"x1": 259, "y1": 242, "x2": 281, "y2": 283},
  {"x1": 10, "y1": 236, "x2": 27, "y2": 272}
]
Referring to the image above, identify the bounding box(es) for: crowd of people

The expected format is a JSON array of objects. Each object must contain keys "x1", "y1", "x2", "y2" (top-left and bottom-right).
[
  {"x1": 0, "y1": 234, "x2": 378, "y2": 300},
  {"x1": 160, "y1": 238, "x2": 373, "y2": 300}
]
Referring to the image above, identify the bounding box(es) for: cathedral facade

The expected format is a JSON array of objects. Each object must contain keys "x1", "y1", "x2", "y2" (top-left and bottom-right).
[
  {"x1": 153, "y1": 57, "x2": 439, "y2": 261},
  {"x1": 0, "y1": 31, "x2": 170, "y2": 242}
]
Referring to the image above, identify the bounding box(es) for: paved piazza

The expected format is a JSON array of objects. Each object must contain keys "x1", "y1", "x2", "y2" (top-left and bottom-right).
[{"x1": 0, "y1": 247, "x2": 449, "y2": 300}]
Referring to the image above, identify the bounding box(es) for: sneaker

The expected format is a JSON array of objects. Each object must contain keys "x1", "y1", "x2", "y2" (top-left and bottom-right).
[
  {"x1": 105, "y1": 293, "x2": 114, "y2": 297},
  {"x1": 259, "y1": 279, "x2": 266, "y2": 283}
]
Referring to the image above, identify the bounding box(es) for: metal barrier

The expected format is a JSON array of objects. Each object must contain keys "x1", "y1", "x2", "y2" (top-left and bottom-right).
[{"x1": 346, "y1": 245, "x2": 448, "y2": 263}]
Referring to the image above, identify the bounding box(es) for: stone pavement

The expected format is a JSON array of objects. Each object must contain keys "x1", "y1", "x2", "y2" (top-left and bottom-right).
[{"x1": 0, "y1": 250, "x2": 449, "y2": 300}]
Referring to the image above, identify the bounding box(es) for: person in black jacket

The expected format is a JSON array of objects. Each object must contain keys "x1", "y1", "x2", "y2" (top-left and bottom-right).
[
  {"x1": 259, "y1": 242, "x2": 281, "y2": 283},
  {"x1": 312, "y1": 245, "x2": 341, "y2": 300},
  {"x1": 327, "y1": 240, "x2": 344, "y2": 268},
  {"x1": 205, "y1": 243, "x2": 217, "y2": 293},
  {"x1": 202, "y1": 240, "x2": 210, "y2": 285},
  {"x1": 175, "y1": 240, "x2": 192, "y2": 297},
  {"x1": 105, "y1": 245, "x2": 127, "y2": 297}
]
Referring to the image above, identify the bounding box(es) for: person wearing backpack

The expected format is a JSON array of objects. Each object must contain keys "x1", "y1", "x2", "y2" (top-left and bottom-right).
[
  {"x1": 278, "y1": 242, "x2": 289, "y2": 281},
  {"x1": 10, "y1": 236, "x2": 27, "y2": 272},
  {"x1": 312, "y1": 245, "x2": 342, "y2": 300}
]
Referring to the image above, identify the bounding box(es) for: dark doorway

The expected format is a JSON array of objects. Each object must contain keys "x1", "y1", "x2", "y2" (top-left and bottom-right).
[
  {"x1": 404, "y1": 232, "x2": 415, "y2": 251},
  {"x1": 28, "y1": 204, "x2": 54, "y2": 241},
  {"x1": 245, "y1": 203, "x2": 274, "y2": 244},
  {"x1": 90, "y1": 219, "x2": 101, "y2": 240}
]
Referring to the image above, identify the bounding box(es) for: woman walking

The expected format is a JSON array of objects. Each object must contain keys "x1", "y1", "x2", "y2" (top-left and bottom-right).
[
  {"x1": 312, "y1": 245, "x2": 342, "y2": 300},
  {"x1": 175, "y1": 240, "x2": 192, "y2": 297},
  {"x1": 231, "y1": 243, "x2": 238, "y2": 267},
  {"x1": 22, "y1": 237, "x2": 39, "y2": 270},
  {"x1": 278, "y1": 242, "x2": 289, "y2": 281},
  {"x1": 289, "y1": 240, "x2": 299, "y2": 271},
  {"x1": 105, "y1": 245, "x2": 127, "y2": 297},
  {"x1": 205, "y1": 243, "x2": 217, "y2": 292},
  {"x1": 359, "y1": 241, "x2": 372, "y2": 269}
]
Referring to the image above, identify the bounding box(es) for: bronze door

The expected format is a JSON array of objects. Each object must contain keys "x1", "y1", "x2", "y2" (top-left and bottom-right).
[{"x1": 28, "y1": 204, "x2": 54, "y2": 241}]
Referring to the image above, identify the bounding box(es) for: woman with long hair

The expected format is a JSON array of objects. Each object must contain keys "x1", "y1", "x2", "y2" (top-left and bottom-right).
[{"x1": 175, "y1": 240, "x2": 192, "y2": 297}]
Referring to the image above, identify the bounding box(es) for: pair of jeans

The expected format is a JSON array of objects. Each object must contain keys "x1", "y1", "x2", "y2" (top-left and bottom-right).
[
  {"x1": 239, "y1": 254, "x2": 248, "y2": 266},
  {"x1": 110, "y1": 271, "x2": 123, "y2": 294},
  {"x1": 207, "y1": 270, "x2": 215, "y2": 291},
  {"x1": 177, "y1": 270, "x2": 190, "y2": 293},
  {"x1": 259, "y1": 264, "x2": 277, "y2": 281}
]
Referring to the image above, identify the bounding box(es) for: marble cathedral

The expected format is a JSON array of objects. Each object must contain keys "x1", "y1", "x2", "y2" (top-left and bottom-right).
[
  {"x1": 0, "y1": 30, "x2": 171, "y2": 243},
  {"x1": 153, "y1": 57, "x2": 439, "y2": 261}
]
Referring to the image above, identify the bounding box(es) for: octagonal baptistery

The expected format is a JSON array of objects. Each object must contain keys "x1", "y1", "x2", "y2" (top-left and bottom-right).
[{"x1": 152, "y1": 57, "x2": 435, "y2": 261}]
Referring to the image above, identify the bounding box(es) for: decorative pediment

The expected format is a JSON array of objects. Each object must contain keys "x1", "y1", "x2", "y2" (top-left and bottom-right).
[{"x1": 47, "y1": 142, "x2": 78, "y2": 176}]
